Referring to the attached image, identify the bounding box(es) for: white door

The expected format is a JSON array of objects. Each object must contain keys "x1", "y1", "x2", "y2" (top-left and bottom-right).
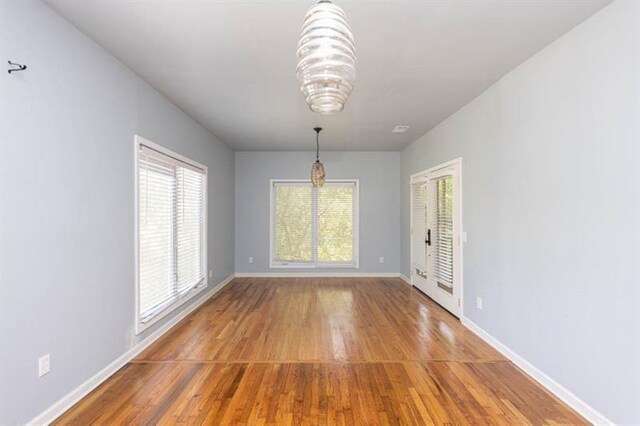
[{"x1": 410, "y1": 159, "x2": 462, "y2": 317}]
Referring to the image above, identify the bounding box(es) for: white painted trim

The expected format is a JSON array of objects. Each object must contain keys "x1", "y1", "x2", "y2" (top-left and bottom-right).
[
  {"x1": 134, "y1": 135, "x2": 209, "y2": 335},
  {"x1": 461, "y1": 317, "x2": 613, "y2": 425},
  {"x1": 28, "y1": 274, "x2": 235, "y2": 426},
  {"x1": 399, "y1": 274, "x2": 411, "y2": 285},
  {"x1": 136, "y1": 283, "x2": 208, "y2": 335},
  {"x1": 234, "y1": 272, "x2": 400, "y2": 278},
  {"x1": 410, "y1": 157, "x2": 463, "y2": 181},
  {"x1": 135, "y1": 135, "x2": 207, "y2": 171}
]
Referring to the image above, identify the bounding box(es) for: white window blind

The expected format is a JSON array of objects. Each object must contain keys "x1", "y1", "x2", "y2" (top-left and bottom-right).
[
  {"x1": 271, "y1": 180, "x2": 358, "y2": 268},
  {"x1": 411, "y1": 182, "x2": 427, "y2": 271},
  {"x1": 137, "y1": 141, "x2": 207, "y2": 329},
  {"x1": 432, "y1": 176, "x2": 454, "y2": 288},
  {"x1": 273, "y1": 183, "x2": 313, "y2": 264},
  {"x1": 176, "y1": 167, "x2": 206, "y2": 293},
  {"x1": 317, "y1": 184, "x2": 355, "y2": 263}
]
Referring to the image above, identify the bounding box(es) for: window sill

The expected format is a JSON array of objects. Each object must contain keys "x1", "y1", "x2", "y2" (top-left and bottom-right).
[
  {"x1": 270, "y1": 263, "x2": 316, "y2": 269},
  {"x1": 135, "y1": 281, "x2": 208, "y2": 335},
  {"x1": 270, "y1": 262, "x2": 359, "y2": 269}
]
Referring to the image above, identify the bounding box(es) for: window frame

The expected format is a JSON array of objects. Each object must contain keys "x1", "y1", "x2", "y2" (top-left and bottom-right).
[
  {"x1": 134, "y1": 135, "x2": 208, "y2": 334},
  {"x1": 269, "y1": 179, "x2": 359, "y2": 269}
]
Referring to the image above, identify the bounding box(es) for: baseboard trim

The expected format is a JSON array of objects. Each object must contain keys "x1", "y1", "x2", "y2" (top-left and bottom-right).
[
  {"x1": 461, "y1": 317, "x2": 612, "y2": 425},
  {"x1": 27, "y1": 274, "x2": 236, "y2": 426},
  {"x1": 399, "y1": 274, "x2": 411, "y2": 285},
  {"x1": 234, "y1": 272, "x2": 401, "y2": 278}
]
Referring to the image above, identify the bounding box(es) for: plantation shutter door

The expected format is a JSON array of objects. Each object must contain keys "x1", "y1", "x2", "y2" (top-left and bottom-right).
[
  {"x1": 411, "y1": 182, "x2": 427, "y2": 271},
  {"x1": 272, "y1": 182, "x2": 313, "y2": 264},
  {"x1": 433, "y1": 176, "x2": 454, "y2": 289},
  {"x1": 317, "y1": 182, "x2": 356, "y2": 264}
]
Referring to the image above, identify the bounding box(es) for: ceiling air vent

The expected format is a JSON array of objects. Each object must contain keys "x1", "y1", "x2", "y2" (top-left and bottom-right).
[{"x1": 392, "y1": 126, "x2": 410, "y2": 133}]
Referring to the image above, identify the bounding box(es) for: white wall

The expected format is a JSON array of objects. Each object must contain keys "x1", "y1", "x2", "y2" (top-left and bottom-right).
[
  {"x1": 400, "y1": 1, "x2": 639, "y2": 423},
  {"x1": 0, "y1": 1, "x2": 235, "y2": 423},
  {"x1": 235, "y1": 151, "x2": 401, "y2": 274}
]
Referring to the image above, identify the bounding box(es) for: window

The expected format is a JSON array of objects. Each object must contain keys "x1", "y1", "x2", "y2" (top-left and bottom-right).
[
  {"x1": 270, "y1": 180, "x2": 359, "y2": 268},
  {"x1": 432, "y1": 176, "x2": 454, "y2": 290},
  {"x1": 135, "y1": 136, "x2": 207, "y2": 333}
]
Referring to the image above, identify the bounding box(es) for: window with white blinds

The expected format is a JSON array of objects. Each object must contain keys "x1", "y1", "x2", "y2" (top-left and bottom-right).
[
  {"x1": 271, "y1": 180, "x2": 358, "y2": 268},
  {"x1": 273, "y1": 183, "x2": 313, "y2": 264},
  {"x1": 411, "y1": 182, "x2": 427, "y2": 271},
  {"x1": 136, "y1": 137, "x2": 207, "y2": 332},
  {"x1": 432, "y1": 176, "x2": 454, "y2": 288}
]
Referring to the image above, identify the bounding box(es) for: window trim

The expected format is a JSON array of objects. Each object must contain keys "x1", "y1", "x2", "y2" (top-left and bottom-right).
[
  {"x1": 269, "y1": 179, "x2": 359, "y2": 269},
  {"x1": 134, "y1": 135, "x2": 208, "y2": 335}
]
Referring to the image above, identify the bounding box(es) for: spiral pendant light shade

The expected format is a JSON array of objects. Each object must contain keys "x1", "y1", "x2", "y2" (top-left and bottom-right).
[{"x1": 296, "y1": 0, "x2": 356, "y2": 114}]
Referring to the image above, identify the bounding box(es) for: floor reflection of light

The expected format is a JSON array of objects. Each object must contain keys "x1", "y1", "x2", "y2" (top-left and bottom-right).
[
  {"x1": 329, "y1": 317, "x2": 348, "y2": 360},
  {"x1": 318, "y1": 287, "x2": 354, "y2": 360},
  {"x1": 417, "y1": 304, "x2": 431, "y2": 338},
  {"x1": 414, "y1": 305, "x2": 435, "y2": 361},
  {"x1": 438, "y1": 321, "x2": 455, "y2": 344},
  {"x1": 318, "y1": 287, "x2": 354, "y2": 316}
]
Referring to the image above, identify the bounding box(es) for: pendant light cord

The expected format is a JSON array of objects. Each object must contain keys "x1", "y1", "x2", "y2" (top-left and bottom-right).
[{"x1": 314, "y1": 127, "x2": 322, "y2": 162}]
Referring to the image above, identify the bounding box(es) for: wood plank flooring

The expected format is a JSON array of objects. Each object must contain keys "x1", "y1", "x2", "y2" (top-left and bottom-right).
[{"x1": 55, "y1": 278, "x2": 586, "y2": 425}]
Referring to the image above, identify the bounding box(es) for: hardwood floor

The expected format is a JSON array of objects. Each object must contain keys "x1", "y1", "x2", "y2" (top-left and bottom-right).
[{"x1": 55, "y1": 278, "x2": 586, "y2": 425}]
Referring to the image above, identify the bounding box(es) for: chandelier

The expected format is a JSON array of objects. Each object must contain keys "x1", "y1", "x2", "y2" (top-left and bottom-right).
[
  {"x1": 296, "y1": 0, "x2": 356, "y2": 114},
  {"x1": 311, "y1": 127, "x2": 326, "y2": 187}
]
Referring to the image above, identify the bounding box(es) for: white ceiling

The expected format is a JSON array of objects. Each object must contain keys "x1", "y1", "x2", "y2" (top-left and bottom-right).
[{"x1": 45, "y1": 0, "x2": 610, "y2": 151}]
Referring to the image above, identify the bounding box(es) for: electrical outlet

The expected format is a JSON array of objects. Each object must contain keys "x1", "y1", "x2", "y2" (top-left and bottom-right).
[
  {"x1": 209, "y1": 270, "x2": 212, "y2": 278},
  {"x1": 476, "y1": 296, "x2": 483, "y2": 310},
  {"x1": 462, "y1": 232, "x2": 468, "y2": 243},
  {"x1": 38, "y1": 354, "x2": 50, "y2": 377},
  {"x1": 379, "y1": 257, "x2": 384, "y2": 264},
  {"x1": 248, "y1": 257, "x2": 254, "y2": 264}
]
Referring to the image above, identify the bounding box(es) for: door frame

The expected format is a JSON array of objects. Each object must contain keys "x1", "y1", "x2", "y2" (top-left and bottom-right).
[{"x1": 409, "y1": 157, "x2": 464, "y2": 317}]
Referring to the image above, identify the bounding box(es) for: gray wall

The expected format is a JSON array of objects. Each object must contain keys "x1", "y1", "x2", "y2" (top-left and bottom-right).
[
  {"x1": 400, "y1": 1, "x2": 639, "y2": 423},
  {"x1": 0, "y1": 1, "x2": 234, "y2": 423},
  {"x1": 1, "y1": 0, "x2": 637, "y2": 423},
  {"x1": 235, "y1": 151, "x2": 400, "y2": 274}
]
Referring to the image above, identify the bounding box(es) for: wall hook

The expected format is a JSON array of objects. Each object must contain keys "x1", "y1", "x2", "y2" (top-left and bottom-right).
[{"x1": 8, "y1": 61, "x2": 27, "y2": 74}]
